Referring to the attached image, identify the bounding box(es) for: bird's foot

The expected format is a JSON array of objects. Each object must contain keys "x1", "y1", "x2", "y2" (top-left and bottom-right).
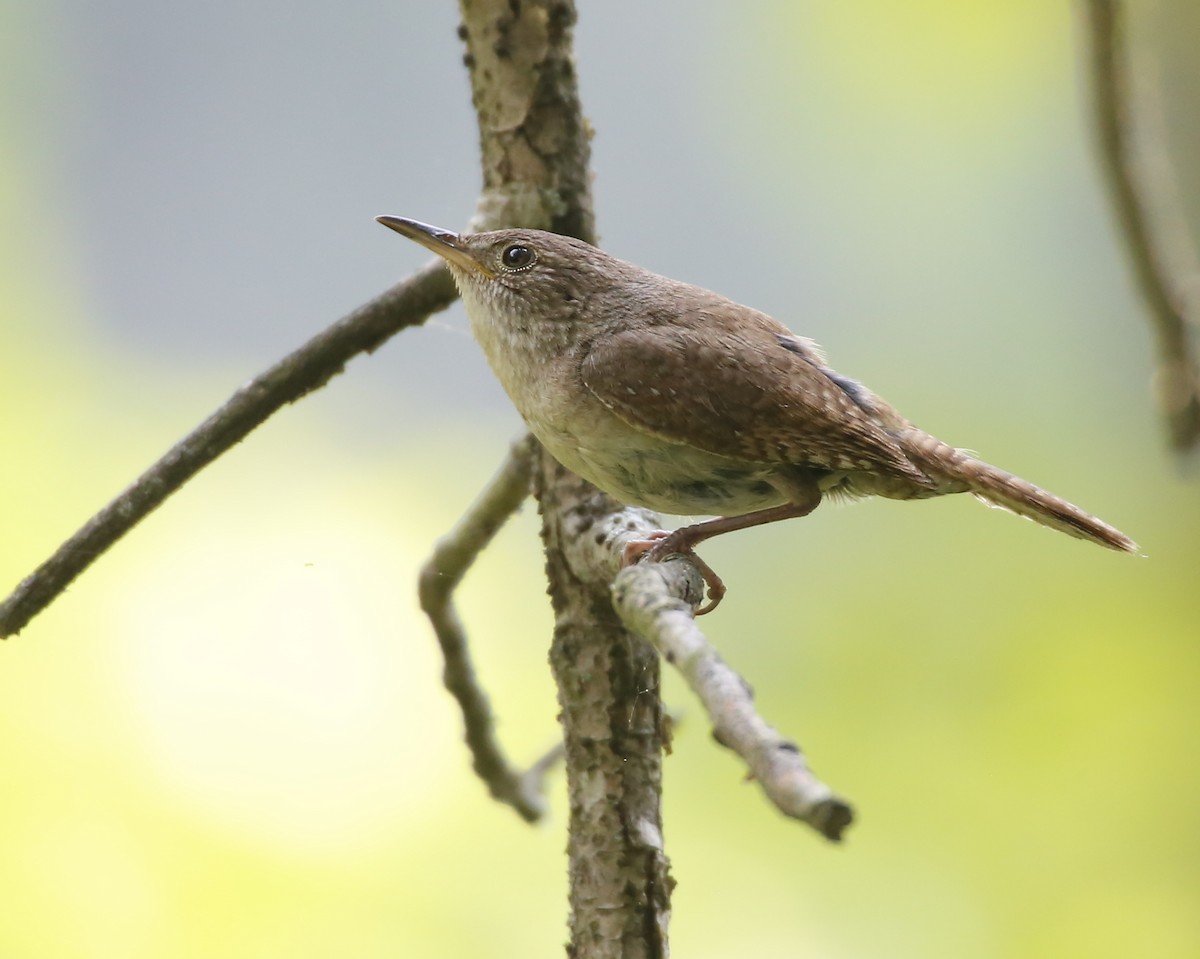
[{"x1": 621, "y1": 530, "x2": 727, "y2": 615}]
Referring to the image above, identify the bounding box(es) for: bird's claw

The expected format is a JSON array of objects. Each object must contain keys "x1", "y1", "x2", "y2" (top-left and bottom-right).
[{"x1": 621, "y1": 531, "x2": 727, "y2": 615}]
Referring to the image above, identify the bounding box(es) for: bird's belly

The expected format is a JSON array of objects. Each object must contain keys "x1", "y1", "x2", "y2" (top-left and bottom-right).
[{"x1": 539, "y1": 428, "x2": 788, "y2": 516}]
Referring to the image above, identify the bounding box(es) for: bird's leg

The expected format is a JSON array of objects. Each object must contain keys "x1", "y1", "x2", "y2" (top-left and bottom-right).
[{"x1": 622, "y1": 492, "x2": 822, "y2": 615}]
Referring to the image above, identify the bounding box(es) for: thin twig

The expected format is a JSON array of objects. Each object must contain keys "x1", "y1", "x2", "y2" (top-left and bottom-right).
[
  {"x1": 1082, "y1": 0, "x2": 1200, "y2": 450},
  {"x1": 418, "y1": 433, "x2": 563, "y2": 822},
  {"x1": 611, "y1": 561, "x2": 854, "y2": 842},
  {"x1": 0, "y1": 261, "x2": 458, "y2": 639}
]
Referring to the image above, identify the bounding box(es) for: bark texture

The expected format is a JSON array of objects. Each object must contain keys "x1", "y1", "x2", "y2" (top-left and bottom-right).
[{"x1": 457, "y1": 2, "x2": 672, "y2": 954}]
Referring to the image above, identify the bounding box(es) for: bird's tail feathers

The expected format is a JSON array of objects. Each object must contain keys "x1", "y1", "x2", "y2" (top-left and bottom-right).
[{"x1": 902, "y1": 433, "x2": 1138, "y2": 553}]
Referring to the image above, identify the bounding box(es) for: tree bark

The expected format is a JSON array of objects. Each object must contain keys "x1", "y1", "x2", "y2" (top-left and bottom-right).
[{"x1": 457, "y1": 2, "x2": 673, "y2": 954}]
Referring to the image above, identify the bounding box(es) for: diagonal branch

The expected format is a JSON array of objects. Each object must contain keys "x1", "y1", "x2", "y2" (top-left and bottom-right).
[
  {"x1": 611, "y1": 560, "x2": 854, "y2": 843},
  {"x1": 1082, "y1": 0, "x2": 1200, "y2": 450},
  {"x1": 0, "y1": 261, "x2": 457, "y2": 639},
  {"x1": 418, "y1": 433, "x2": 562, "y2": 822},
  {"x1": 548, "y1": 476, "x2": 852, "y2": 841}
]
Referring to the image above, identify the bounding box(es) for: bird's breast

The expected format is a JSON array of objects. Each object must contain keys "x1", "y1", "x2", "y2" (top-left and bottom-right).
[{"x1": 461, "y1": 292, "x2": 789, "y2": 515}]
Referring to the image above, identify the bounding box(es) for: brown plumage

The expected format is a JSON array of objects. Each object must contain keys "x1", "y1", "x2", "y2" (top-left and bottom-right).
[{"x1": 378, "y1": 217, "x2": 1138, "y2": 610}]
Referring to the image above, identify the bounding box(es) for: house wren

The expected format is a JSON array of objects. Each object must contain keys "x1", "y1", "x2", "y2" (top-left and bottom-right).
[{"x1": 378, "y1": 216, "x2": 1137, "y2": 612}]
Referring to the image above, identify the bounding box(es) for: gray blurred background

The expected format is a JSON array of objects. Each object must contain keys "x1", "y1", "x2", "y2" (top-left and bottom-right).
[{"x1": 25, "y1": 1, "x2": 1195, "y2": 436}]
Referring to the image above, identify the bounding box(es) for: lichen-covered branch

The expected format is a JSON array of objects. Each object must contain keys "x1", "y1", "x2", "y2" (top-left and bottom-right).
[
  {"x1": 418, "y1": 434, "x2": 562, "y2": 822},
  {"x1": 611, "y1": 561, "x2": 854, "y2": 843},
  {"x1": 1082, "y1": 0, "x2": 1200, "y2": 450},
  {"x1": 457, "y1": 1, "x2": 674, "y2": 955},
  {"x1": 534, "y1": 456, "x2": 675, "y2": 959},
  {"x1": 460, "y1": 0, "x2": 595, "y2": 242},
  {"x1": 0, "y1": 261, "x2": 457, "y2": 639}
]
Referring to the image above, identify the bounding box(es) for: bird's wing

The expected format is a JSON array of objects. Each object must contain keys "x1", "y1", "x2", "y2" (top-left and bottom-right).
[{"x1": 580, "y1": 324, "x2": 931, "y2": 484}]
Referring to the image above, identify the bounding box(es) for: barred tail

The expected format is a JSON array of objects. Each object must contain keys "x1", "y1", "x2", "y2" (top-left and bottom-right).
[
  {"x1": 902, "y1": 432, "x2": 1138, "y2": 553},
  {"x1": 967, "y1": 463, "x2": 1137, "y2": 552}
]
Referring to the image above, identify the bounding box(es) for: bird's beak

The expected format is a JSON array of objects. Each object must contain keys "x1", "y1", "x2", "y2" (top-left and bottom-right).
[{"x1": 375, "y1": 216, "x2": 495, "y2": 277}]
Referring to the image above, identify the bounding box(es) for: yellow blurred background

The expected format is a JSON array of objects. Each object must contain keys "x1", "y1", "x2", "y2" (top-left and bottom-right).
[{"x1": 2, "y1": 2, "x2": 1198, "y2": 956}]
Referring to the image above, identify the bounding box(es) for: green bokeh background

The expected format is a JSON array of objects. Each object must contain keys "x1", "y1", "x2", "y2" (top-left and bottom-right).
[{"x1": 2, "y1": 2, "x2": 1198, "y2": 956}]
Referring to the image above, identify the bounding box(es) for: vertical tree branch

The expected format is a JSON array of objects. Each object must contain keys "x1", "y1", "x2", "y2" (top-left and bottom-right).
[
  {"x1": 460, "y1": 0, "x2": 596, "y2": 242},
  {"x1": 1082, "y1": 0, "x2": 1200, "y2": 450},
  {"x1": 537, "y1": 459, "x2": 674, "y2": 959},
  {"x1": 456, "y1": 2, "x2": 672, "y2": 954}
]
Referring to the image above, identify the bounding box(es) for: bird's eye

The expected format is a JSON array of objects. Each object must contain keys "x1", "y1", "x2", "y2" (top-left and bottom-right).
[{"x1": 501, "y1": 244, "x2": 536, "y2": 270}]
